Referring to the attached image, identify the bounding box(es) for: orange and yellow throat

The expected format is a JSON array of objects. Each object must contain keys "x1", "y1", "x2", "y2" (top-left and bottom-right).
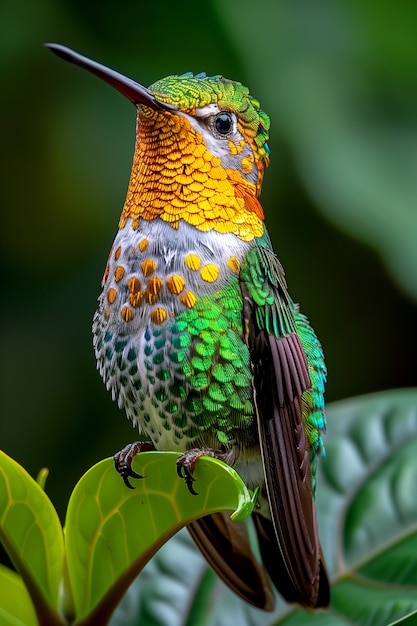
[{"x1": 119, "y1": 109, "x2": 266, "y2": 242}]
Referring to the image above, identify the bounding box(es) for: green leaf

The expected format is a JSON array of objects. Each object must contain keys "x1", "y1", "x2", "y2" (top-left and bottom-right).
[
  {"x1": 0, "y1": 451, "x2": 65, "y2": 625},
  {"x1": 109, "y1": 390, "x2": 417, "y2": 626},
  {"x1": 109, "y1": 531, "x2": 218, "y2": 626},
  {"x1": 0, "y1": 564, "x2": 38, "y2": 626},
  {"x1": 316, "y1": 389, "x2": 417, "y2": 572},
  {"x1": 314, "y1": 389, "x2": 417, "y2": 626},
  {"x1": 65, "y1": 451, "x2": 256, "y2": 624},
  {"x1": 387, "y1": 609, "x2": 417, "y2": 626},
  {"x1": 2, "y1": 390, "x2": 416, "y2": 625}
]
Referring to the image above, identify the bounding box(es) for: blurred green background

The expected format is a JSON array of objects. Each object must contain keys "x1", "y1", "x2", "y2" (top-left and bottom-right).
[{"x1": 1, "y1": 0, "x2": 416, "y2": 519}]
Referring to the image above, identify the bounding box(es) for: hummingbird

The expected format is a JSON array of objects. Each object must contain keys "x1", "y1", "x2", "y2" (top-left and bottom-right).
[{"x1": 46, "y1": 44, "x2": 329, "y2": 611}]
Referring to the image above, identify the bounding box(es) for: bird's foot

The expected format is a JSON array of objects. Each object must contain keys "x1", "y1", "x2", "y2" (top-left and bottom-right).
[
  {"x1": 176, "y1": 448, "x2": 229, "y2": 495},
  {"x1": 114, "y1": 441, "x2": 156, "y2": 489}
]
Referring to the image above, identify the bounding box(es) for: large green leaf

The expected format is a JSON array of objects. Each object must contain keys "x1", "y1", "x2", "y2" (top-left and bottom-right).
[
  {"x1": 65, "y1": 451, "x2": 256, "y2": 624},
  {"x1": 0, "y1": 450, "x2": 256, "y2": 625},
  {"x1": 0, "y1": 563, "x2": 38, "y2": 626},
  {"x1": 387, "y1": 609, "x2": 417, "y2": 626},
  {"x1": 314, "y1": 388, "x2": 417, "y2": 626},
  {"x1": 109, "y1": 389, "x2": 417, "y2": 626},
  {"x1": 0, "y1": 451, "x2": 65, "y2": 625}
]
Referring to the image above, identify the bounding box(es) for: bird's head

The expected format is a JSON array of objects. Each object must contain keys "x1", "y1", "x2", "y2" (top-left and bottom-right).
[
  {"x1": 46, "y1": 45, "x2": 270, "y2": 241},
  {"x1": 148, "y1": 71, "x2": 270, "y2": 186}
]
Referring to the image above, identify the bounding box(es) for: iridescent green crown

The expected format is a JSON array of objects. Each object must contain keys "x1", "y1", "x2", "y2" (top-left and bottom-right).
[{"x1": 150, "y1": 72, "x2": 270, "y2": 164}]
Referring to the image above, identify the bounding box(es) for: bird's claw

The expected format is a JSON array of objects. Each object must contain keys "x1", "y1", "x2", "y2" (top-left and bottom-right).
[
  {"x1": 117, "y1": 463, "x2": 144, "y2": 490},
  {"x1": 113, "y1": 441, "x2": 155, "y2": 489},
  {"x1": 176, "y1": 460, "x2": 199, "y2": 495},
  {"x1": 177, "y1": 448, "x2": 227, "y2": 496}
]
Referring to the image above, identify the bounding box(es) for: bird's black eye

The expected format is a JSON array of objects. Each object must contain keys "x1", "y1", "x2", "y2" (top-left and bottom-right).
[{"x1": 214, "y1": 111, "x2": 234, "y2": 136}]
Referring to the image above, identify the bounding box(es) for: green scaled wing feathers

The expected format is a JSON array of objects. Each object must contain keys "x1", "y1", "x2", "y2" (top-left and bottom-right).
[
  {"x1": 240, "y1": 245, "x2": 295, "y2": 337},
  {"x1": 294, "y1": 308, "x2": 327, "y2": 469},
  {"x1": 240, "y1": 242, "x2": 329, "y2": 608},
  {"x1": 240, "y1": 243, "x2": 327, "y2": 456}
]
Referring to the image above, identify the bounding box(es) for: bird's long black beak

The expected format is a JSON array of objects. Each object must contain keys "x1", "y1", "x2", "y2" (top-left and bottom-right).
[{"x1": 45, "y1": 43, "x2": 177, "y2": 112}]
